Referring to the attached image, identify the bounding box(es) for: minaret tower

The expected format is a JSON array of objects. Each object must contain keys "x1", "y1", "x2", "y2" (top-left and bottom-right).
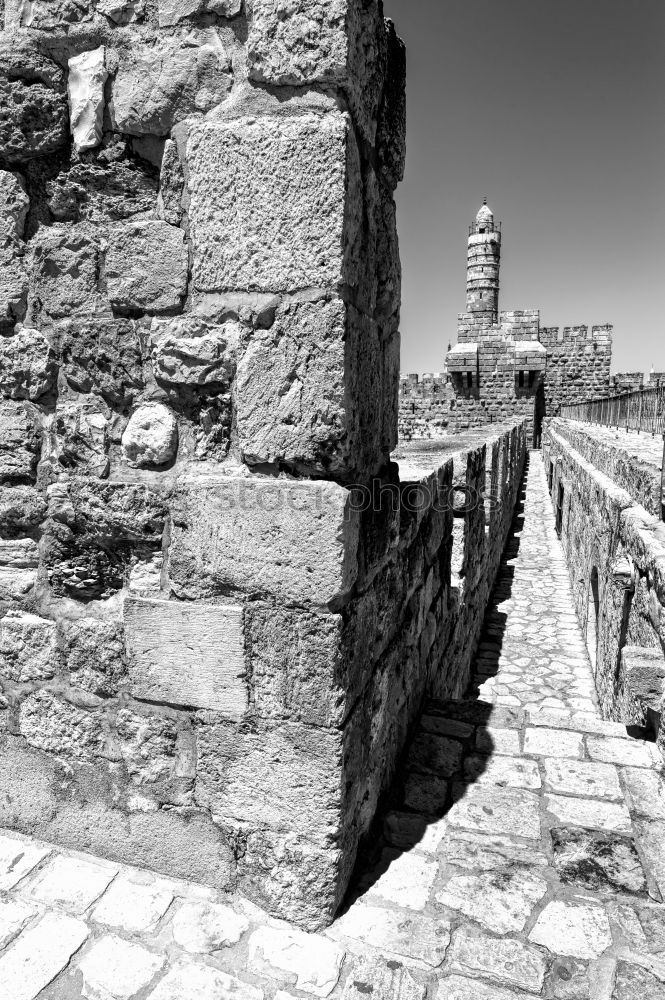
[{"x1": 466, "y1": 199, "x2": 501, "y2": 322}]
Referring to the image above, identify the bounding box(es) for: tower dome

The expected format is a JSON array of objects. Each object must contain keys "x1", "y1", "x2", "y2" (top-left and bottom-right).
[{"x1": 475, "y1": 200, "x2": 494, "y2": 229}]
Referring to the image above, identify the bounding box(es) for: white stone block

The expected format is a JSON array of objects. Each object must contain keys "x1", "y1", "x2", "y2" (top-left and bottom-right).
[
  {"x1": 21, "y1": 854, "x2": 117, "y2": 914},
  {"x1": 68, "y1": 47, "x2": 108, "y2": 152},
  {"x1": 0, "y1": 912, "x2": 89, "y2": 1000},
  {"x1": 0, "y1": 610, "x2": 57, "y2": 683},
  {"x1": 171, "y1": 900, "x2": 249, "y2": 952},
  {"x1": 248, "y1": 925, "x2": 344, "y2": 998},
  {"x1": 91, "y1": 875, "x2": 174, "y2": 933},
  {"x1": 529, "y1": 900, "x2": 613, "y2": 959},
  {"x1": 124, "y1": 598, "x2": 248, "y2": 716},
  {"x1": 146, "y1": 962, "x2": 263, "y2": 1000},
  {"x1": 0, "y1": 833, "x2": 51, "y2": 891},
  {"x1": 78, "y1": 934, "x2": 165, "y2": 1000},
  {"x1": 0, "y1": 897, "x2": 35, "y2": 949}
]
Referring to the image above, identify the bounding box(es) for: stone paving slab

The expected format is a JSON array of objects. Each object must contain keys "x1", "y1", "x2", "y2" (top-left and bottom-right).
[{"x1": 0, "y1": 455, "x2": 664, "y2": 999}]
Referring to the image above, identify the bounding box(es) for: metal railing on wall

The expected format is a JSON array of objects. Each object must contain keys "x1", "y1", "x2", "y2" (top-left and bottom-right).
[{"x1": 560, "y1": 387, "x2": 665, "y2": 437}]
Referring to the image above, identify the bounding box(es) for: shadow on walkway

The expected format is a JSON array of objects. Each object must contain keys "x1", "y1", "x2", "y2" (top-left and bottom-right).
[{"x1": 342, "y1": 460, "x2": 532, "y2": 907}]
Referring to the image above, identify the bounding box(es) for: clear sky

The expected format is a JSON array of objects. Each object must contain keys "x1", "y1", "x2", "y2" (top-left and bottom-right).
[{"x1": 383, "y1": 0, "x2": 665, "y2": 376}]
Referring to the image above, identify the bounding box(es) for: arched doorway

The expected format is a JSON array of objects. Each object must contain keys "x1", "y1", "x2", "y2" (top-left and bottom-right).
[{"x1": 586, "y1": 568, "x2": 600, "y2": 674}]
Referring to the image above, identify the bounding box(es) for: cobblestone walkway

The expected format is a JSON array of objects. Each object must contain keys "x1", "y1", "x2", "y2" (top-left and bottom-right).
[{"x1": 1, "y1": 454, "x2": 664, "y2": 1000}]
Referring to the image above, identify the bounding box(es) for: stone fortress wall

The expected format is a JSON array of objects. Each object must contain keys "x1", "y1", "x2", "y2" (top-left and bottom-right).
[
  {"x1": 0, "y1": 0, "x2": 530, "y2": 930},
  {"x1": 543, "y1": 418, "x2": 665, "y2": 756}
]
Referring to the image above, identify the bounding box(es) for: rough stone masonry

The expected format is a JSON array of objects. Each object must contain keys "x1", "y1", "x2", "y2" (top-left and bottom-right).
[{"x1": 0, "y1": 0, "x2": 529, "y2": 931}]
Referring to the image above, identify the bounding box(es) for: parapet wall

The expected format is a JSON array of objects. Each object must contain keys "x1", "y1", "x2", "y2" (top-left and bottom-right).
[
  {"x1": 540, "y1": 326, "x2": 612, "y2": 412},
  {"x1": 543, "y1": 419, "x2": 665, "y2": 754},
  {"x1": 398, "y1": 374, "x2": 452, "y2": 440}
]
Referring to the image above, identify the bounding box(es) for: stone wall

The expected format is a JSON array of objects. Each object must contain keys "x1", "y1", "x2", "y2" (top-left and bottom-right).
[
  {"x1": 540, "y1": 326, "x2": 612, "y2": 412},
  {"x1": 398, "y1": 374, "x2": 452, "y2": 441},
  {"x1": 0, "y1": 1, "x2": 531, "y2": 930},
  {"x1": 542, "y1": 418, "x2": 665, "y2": 756}
]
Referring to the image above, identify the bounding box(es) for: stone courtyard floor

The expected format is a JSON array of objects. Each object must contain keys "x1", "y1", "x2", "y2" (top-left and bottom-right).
[{"x1": 1, "y1": 454, "x2": 664, "y2": 999}]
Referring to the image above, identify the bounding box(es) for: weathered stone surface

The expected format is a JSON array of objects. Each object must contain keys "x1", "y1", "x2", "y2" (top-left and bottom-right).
[
  {"x1": 544, "y1": 794, "x2": 632, "y2": 835},
  {"x1": 158, "y1": 0, "x2": 243, "y2": 25},
  {"x1": 149, "y1": 316, "x2": 238, "y2": 387},
  {"x1": 121, "y1": 403, "x2": 179, "y2": 468},
  {"x1": 463, "y1": 752, "x2": 541, "y2": 790},
  {"x1": 105, "y1": 220, "x2": 188, "y2": 313},
  {"x1": 247, "y1": 0, "x2": 386, "y2": 142},
  {"x1": 0, "y1": 833, "x2": 51, "y2": 891},
  {"x1": 0, "y1": 45, "x2": 68, "y2": 163},
  {"x1": 0, "y1": 896, "x2": 34, "y2": 949},
  {"x1": 78, "y1": 934, "x2": 165, "y2": 1000},
  {"x1": 195, "y1": 717, "x2": 343, "y2": 837},
  {"x1": 365, "y1": 851, "x2": 437, "y2": 910},
  {"x1": 0, "y1": 485, "x2": 45, "y2": 534},
  {"x1": 156, "y1": 139, "x2": 185, "y2": 225},
  {"x1": 111, "y1": 36, "x2": 233, "y2": 137},
  {"x1": 0, "y1": 170, "x2": 29, "y2": 240},
  {"x1": 46, "y1": 144, "x2": 158, "y2": 225},
  {"x1": 0, "y1": 327, "x2": 56, "y2": 401},
  {"x1": 528, "y1": 900, "x2": 612, "y2": 959},
  {"x1": 408, "y1": 732, "x2": 464, "y2": 780},
  {"x1": 54, "y1": 317, "x2": 144, "y2": 406},
  {"x1": 447, "y1": 785, "x2": 542, "y2": 840},
  {"x1": 624, "y1": 767, "x2": 665, "y2": 820},
  {"x1": 19, "y1": 690, "x2": 103, "y2": 758},
  {"x1": 0, "y1": 611, "x2": 57, "y2": 682},
  {"x1": 91, "y1": 875, "x2": 174, "y2": 933},
  {"x1": 542, "y1": 758, "x2": 622, "y2": 801},
  {"x1": 68, "y1": 46, "x2": 108, "y2": 152},
  {"x1": 341, "y1": 958, "x2": 426, "y2": 1000},
  {"x1": 377, "y1": 18, "x2": 407, "y2": 190},
  {"x1": 0, "y1": 912, "x2": 88, "y2": 1000},
  {"x1": 124, "y1": 598, "x2": 247, "y2": 716},
  {"x1": 170, "y1": 476, "x2": 359, "y2": 604},
  {"x1": 436, "y1": 869, "x2": 548, "y2": 933},
  {"x1": 586, "y1": 735, "x2": 661, "y2": 769},
  {"x1": 0, "y1": 401, "x2": 41, "y2": 483},
  {"x1": 171, "y1": 900, "x2": 249, "y2": 953},
  {"x1": 63, "y1": 617, "x2": 126, "y2": 697},
  {"x1": 55, "y1": 396, "x2": 110, "y2": 476},
  {"x1": 146, "y1": 962, "x2": 264, "y2": 1000},
  {"x1": 523, "y1": 726, "x2": 583, "y2": 759},
  {"x1": 0, "y1": 243, "x2": 28, "y2": 331},
  {"x1": 551, "y1": 827, "x2": 647, "y2": 896},
  {"x1": 434, "y1": 827, "x2": 549, "y2": 871},
  {"x1": 0, "y1": 537, "x2": 39, "y2": 599},
  {"x1": 613, "y1": 961, "x2": 665, "y2": 999},
  {"x1": 446, "y1": 925, "x2": 547, "y2": 993},
  {"x1": 436, "y1": 977, "x2": 537, "y2": 1000},
  {"x1": 44, "y1": 480, "x2": 166, "y2": 600},
  {"x1": 330, "y1": 902, "x2": 450, "y2": 967},
  {"x1": 403, "y1": 772, "x2": 449, "y2": 813},
  {"x1": 248, "y1": 925, "x2": 344, "y2": 997},
  {"x1": 236, "y1": 298, "x2": 385, "y2": 475},
  {"x1": 633, "y1": 819, "x2": 665, "y2": 898},
  {"x1": 29, "y1": 224, "x2": 104, "y2": 320},
  {"x1": 187, "y1": 111, "x2": 361, "y2": 294},
  {"x1": 22, "y1": 854, "x2": 117, "y2": 913}
]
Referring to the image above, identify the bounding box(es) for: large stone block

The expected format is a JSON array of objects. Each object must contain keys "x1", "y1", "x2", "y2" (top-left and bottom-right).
[
  {"x1": 54, "y1": 396, "x2": 110, "y2": 477},
  {"x1": 105, "y1": 220, "x2": 188, "y2": 314},
  {"x1": 0, "y1": 244, "x2": 28, "y2": 331},
  {"x1": 63, "y1": 616, "x2": 126, "y2": 697},
  {"x1": 186, "y1": 110, "x2": 362, "y2": 294},
  {"x1": 44, "y1": 480, "x2": 167, "y2": 600},
  {"x1": 0, "y1": 327, "x2": 56, "y2": 401},
  {"x1": 111, "y1": 36, "x2": 233, "y2": 137},
  {"x1": 0, "y1": 44, "x2": 68, "y2": 163},
  {"x1": 0, "y1": 400, "x2": 41, "y2": 483},
  {"x1": 149, "y1": 316, "x2": 239, "y2": 388},
  {"x1": 236, "y1": 298, "x2": 385, "y2": 475},
  {"x1": 124, "y1": 598, "x2": 248, "y2": 717},
  {"x1": 0, "y1": 611, "x2": 57, "y2": 682},
  {"x1": 169, "y1": 475, "x2": 359, "y2": 605},
  {"x1": 247, "y1": 0, "x2": 387, "y2": 143},
  {"x1": 195, "y1": 716, "x2": 344, "y2": 837},
  {"x1": 0, "y1": 537, "x2": 39, "y2": 601},
  {"x1": 29, "y1": 225, "x2": 104, "y2": 321},
  {"x1": 0, "y1": 171, "x2": 29, "y2": 240},
  {"x1": 53, "y1": 317, "x2": 144, "y2": 406},
  {"x1": 158, "y1": 0, "x2": 242, "y2": 24},
  {"x1": 67, "y1": 46, "x2": 107, "y2": 152},
  {"x1": 0, "y1": 484, "x2": 46, "y2": 533}
]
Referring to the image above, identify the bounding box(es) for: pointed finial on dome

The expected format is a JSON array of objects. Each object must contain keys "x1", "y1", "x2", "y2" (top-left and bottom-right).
[{"x1": 475, "y1": 199, "x2": 494, "y2": 229}]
